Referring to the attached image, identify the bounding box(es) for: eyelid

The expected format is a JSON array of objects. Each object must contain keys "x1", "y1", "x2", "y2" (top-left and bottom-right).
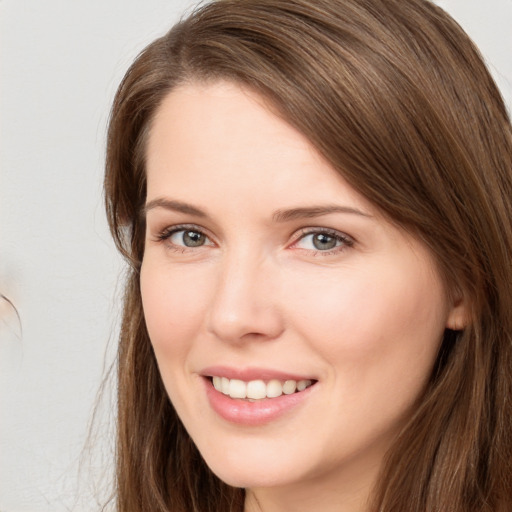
[
  {"x1": 289, "y1": 227, "x2": 355, "y2": 252},
  {"x1": 292, "y1": 226, "x2": 354, "y2": 241},
  {"x1": 150, "y1": 223, "x2": 354, "y2": 254},
  {"x1": 153, "y1": 223, "x2": 216, "y2": 246}
]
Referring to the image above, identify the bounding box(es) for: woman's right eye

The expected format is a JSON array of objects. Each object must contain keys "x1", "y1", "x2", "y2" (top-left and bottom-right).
[
  {"x1": 169, "y1": 229, "x2": 211, "y2": 248},
  {"x1": 157, "y1": 227, "x2": 214, "y2": 249}
]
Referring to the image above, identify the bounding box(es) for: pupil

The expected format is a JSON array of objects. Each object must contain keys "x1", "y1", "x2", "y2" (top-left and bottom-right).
[
  {"x1": 313, "y1": 233, "x2": 336, "y2": 250},
  {"x1": 183, "y1": 231, "x2": 205, "y2": 247}
]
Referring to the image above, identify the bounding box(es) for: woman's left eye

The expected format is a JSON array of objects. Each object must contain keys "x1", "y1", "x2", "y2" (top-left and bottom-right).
[{"x1": 293, "y1": 230, "x2": 353, "y2": 253}]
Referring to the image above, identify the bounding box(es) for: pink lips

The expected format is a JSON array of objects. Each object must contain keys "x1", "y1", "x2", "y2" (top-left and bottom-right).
[{"x1": 201, "y1": 366, "x2": 317, "y2": 426}]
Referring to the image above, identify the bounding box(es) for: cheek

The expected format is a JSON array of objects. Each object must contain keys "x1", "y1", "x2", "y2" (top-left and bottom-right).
[
  {"x1": 140, "y1": 259, "x2": 211, "y2": 360},
  {"x1": 287, "y1": 262, "x2": 447, "y2": 394}
]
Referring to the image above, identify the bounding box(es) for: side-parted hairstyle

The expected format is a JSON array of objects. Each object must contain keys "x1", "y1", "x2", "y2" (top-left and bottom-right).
[{"x1": 104, "y1": 0, "x2": 512, "y2": 510}]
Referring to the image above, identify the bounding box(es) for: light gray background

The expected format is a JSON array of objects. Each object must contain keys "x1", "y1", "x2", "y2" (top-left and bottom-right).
[{"x1": 1, "y1": 1, "x2": 511, "y2": 511}]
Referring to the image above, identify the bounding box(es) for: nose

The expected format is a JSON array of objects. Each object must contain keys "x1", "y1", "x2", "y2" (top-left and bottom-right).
[{"x1": 206, "y1": 252, "x2": 284, "y2": 344}]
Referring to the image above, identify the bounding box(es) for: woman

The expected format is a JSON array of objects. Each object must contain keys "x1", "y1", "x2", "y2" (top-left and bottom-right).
[{"x1": 104, "y1": 0, "x2": 512, "y2": 510}]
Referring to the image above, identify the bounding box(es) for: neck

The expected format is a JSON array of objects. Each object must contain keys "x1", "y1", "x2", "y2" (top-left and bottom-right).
[{"x1": 243, "y1": 459, "x2": 380, "y2": 512}]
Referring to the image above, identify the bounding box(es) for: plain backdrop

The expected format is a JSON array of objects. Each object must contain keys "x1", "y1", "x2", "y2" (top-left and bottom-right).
[{"x1": 1, "y1": 1, "x2": 511, "y2": 511}]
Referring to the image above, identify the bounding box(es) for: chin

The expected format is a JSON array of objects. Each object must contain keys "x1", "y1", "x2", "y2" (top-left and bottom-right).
[
  {"x1": 207, "y1": 460, "x2": 296, "y2": 489},
  {"x1": 196, "y1": 437, "x2": 314, "y2": 489}
]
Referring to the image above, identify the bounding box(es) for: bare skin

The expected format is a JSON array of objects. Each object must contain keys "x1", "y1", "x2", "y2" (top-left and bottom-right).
[{"x1": 141, "y1": 81, "x2": 467, "y2": 512}]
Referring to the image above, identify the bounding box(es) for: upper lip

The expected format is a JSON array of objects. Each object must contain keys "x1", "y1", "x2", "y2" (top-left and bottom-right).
[{"x1": 200, "y1": 365, "x2": 317, "y2": 382}]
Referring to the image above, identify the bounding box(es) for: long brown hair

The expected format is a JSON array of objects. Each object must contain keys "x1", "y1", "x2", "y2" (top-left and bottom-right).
[{"x1": 104, "y1": 0, "x2": 512, "y2": 510}]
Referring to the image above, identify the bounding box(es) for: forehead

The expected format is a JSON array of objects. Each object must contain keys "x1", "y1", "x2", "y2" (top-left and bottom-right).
[
  {"x1": 145, "y1": 81, "x2": 374, "y2": 215},
  {"x1": 147, "y1": 81, "x2": 312, "y2": 174}
]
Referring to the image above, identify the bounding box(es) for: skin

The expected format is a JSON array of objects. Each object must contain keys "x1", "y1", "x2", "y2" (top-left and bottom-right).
[{"x1": 141, "y1": 81, "x2": 467, "y2": 512}]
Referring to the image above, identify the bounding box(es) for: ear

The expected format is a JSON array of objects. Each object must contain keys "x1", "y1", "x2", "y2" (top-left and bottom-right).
[{"x1": 445, "y1": 291, "x2": 470, "y2": 331}]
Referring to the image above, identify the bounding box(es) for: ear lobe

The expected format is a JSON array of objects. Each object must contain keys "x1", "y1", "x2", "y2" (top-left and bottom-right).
[{"x1": 445, "y1": 293, "x2": 470, "y2": 331}]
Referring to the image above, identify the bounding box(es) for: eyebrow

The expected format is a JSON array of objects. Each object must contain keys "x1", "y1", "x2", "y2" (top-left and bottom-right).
[
  {"x1": 143, "y1": 198, "x2": 372, "y2": 221},
  {"x1": 272, "y1": 205, "x2": 372, "y2": 222},
  {"x1": 143, "y1": 198, "x2": 207, "y2": 218}
]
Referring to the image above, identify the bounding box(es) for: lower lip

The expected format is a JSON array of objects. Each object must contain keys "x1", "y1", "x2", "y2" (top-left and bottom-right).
[{"x1": 204, "y1": 378, "x2": 316, "y2": 426}]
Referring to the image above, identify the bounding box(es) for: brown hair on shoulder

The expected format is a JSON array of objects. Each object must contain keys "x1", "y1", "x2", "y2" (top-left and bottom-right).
[{"x1": 105, "y1": 1, "x2": 512, "y2": 510}]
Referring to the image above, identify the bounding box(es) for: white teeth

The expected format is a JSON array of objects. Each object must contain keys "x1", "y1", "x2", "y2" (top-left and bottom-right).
[
  {"x1": 229, "y1": 379, "x2": 247, "y2": 399},
  {"x1": 266, "y1": 379, "x2": 283, "y2": 398},
  {"x1": 211, "y1": 376, "x2": 313, "y2": 399},
  {"x1": 282, "y1": 379, "x2": 297, "y2": 395},
  {"x1": 212, "y1": 376, "x2": 221, "y2": 391},
  {"x1": 297, "y1": 379, "x2": 310, "y2": 391},
  {"x1": 246, "y1": 379, "x2": 267, "y2": 399},
  {"x1": 221, "y1": 377, "x2": 230, "y2": 394}
]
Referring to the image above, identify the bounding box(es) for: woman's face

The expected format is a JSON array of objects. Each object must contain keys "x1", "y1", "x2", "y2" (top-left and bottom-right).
[{"x1": 141, "y1": 81, "x2": 464, "y2": 504}]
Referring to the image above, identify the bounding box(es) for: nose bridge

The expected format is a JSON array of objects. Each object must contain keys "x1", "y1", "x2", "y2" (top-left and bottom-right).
[{"x1": 207, "y1": 245, "x2": 283, "y2": 343}]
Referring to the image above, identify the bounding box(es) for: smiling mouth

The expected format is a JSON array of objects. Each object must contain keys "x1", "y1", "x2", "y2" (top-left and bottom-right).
[{"x1": 210, "y1": 376, "x2": 316, "y2": 401}]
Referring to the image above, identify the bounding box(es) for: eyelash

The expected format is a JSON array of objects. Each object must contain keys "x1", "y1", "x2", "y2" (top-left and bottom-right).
[
  {"x1": 291, "y1": 228, "x2": 354, "y2": 255},
  {"x1": 155, "y1": 224, "x2": 213, "y2": 253},
  {"x1": 154, "y1": 224, "x2": 354, "y2": 256}
]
